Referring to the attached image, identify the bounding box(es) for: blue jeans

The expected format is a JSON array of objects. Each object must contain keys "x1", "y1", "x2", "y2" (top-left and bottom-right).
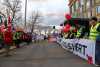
[{"x1": 95, "y1": 36, "x2": 100, "y2": 65}]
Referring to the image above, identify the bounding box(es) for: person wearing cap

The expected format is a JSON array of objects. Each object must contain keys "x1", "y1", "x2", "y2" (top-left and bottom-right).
[{"x1": 89, "y1": 17, "x2": 100, "y2": 66}]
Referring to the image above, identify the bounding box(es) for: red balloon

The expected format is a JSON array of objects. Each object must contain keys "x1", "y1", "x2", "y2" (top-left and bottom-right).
[
  {"x1": 63, "y1": 24, "x2": 71, "y2": 33},
  {"x1": 65, "y1": 24, "x2": 71, "y2": 29},
  {"x1": 65, "y1": 14, "x2": 71, "y2": 20}
]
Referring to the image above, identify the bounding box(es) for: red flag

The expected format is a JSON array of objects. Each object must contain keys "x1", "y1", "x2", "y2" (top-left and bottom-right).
[
  {"x1": 7, "y1": 16, "x2": 12, "y2": 32},
  {"x1": 8, "y1": 16, "x2": 11, "y2": 24}
]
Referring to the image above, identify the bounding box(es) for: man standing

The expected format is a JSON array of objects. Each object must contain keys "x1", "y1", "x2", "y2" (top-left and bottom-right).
[
  {"x1": 89, "y1": 17, "x2": 100, "y2": 66},
  {"x1": 89, "y1": 17, "x2": 100, "y2": 40},
  {"x1": 3, "y1": 29, "x2": 13, "y2": 56}
]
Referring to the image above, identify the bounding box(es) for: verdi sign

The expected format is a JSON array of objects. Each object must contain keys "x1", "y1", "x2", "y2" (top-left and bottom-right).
[
  {"x1": 66, "y1": 43, "x2": 87, "y2": 55},
  {"x1": 57, "y1": 38, "x2": 95, "y2": 64},
  {"x1": 62, "y1": 39, "x2": 87, "y2": 55}
]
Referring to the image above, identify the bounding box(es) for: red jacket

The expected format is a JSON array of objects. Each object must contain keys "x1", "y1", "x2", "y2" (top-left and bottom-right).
[{"x1": 3, "y1": 31, "x2": 12, "y2": 44}]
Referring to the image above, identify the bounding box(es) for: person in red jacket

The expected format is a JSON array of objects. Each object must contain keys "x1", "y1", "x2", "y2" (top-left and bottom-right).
[{"x1": 3, "y1": 29, "x2": 13, "y2": 56}]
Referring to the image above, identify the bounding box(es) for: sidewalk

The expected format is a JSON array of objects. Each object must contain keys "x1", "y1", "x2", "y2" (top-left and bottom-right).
[{"x1": 0, "y1": 42, "x2": 27, "y2": 54}]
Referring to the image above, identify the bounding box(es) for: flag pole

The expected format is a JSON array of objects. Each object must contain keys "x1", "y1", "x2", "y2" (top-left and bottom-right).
[{"x1": 24, "y1": 0, "x2": 27, "y2": 28}]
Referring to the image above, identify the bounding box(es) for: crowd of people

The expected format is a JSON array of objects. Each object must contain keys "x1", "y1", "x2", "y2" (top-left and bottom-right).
[
  {"x1": 60, "y1": 17, "x2": 99, "y2": 40},
  {"x1": 32, "y1": 34, "x2": 48, "y2": 43},
  {"x1": 59, "y1": 16, "x2": 100, "y2": 66},
  {"x1": 0, "y1": 30, "x2": 32, "y2": 56},
  {"x1": 0, "y1": 29, "x2": 52, "y2": 57}
]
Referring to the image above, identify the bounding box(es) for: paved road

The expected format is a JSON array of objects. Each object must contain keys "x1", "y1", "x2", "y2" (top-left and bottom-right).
[{"x1": 0, "y1": 41, "x2": 95, "y2": 67}]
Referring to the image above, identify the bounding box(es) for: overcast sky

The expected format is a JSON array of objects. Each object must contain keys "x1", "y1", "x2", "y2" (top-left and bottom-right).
[{"x1": 21, "y1": 0, "x2": 69, "y2": 26}]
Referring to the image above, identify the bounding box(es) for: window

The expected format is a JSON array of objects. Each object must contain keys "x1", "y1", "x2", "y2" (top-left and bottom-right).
[
  {"x1": 83, "y1": 0, "x2": 87, "y2": 12},
  {"x1": 70, "y1": 6, "x2": 72, "y2": 14},
  {"x1": 96, "y1": 6, "x2": 100, "y2": 14},
  {"x1": 72, "y1": 6, "x2": 74, "y2": 14},
  {"x1": 80, "y1": 0, "x2": 84, "y2": 5},
  {"x1": 86, "y1": 0, "x2": 90, "y2": 9},
  {"x1": 73, "y1": 3, "x2": 76, "y2": 11},
  {"x1": 88, "y1": 11, "x2": 91, "y2": 18},
  {"x1": 76, "y1": 1, "x2": 79, "y2": 9}
]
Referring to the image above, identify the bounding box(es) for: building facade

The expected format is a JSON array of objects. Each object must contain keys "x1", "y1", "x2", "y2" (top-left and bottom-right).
[{"x1": 69, "y1": 0, "x2": 100, "y2": 19}]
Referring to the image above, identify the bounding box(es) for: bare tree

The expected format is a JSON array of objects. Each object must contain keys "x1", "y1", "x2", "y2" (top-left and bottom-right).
[
  {"x1": 0, "y1": 11, "x2": 6, "y2": 17},
  {"x1": 29, "y1": 11, "x2": 42, "y2": 34},
  {"x1": 3, "y1": 0, "x2": 22, "y2": 23}
]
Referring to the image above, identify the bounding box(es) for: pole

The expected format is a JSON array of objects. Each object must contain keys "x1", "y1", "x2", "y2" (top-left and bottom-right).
[
  {"x1": 90, "y1": 0, "x2": 92, "y2": 17},
  {"x1": 25, "y1": 0, "x2": 27, "y2": 28}
]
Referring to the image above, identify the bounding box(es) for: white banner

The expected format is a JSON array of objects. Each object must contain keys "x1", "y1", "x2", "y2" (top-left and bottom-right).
[{"x1": 56, "y1": 38, "x2": 95, "y2": 64}]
